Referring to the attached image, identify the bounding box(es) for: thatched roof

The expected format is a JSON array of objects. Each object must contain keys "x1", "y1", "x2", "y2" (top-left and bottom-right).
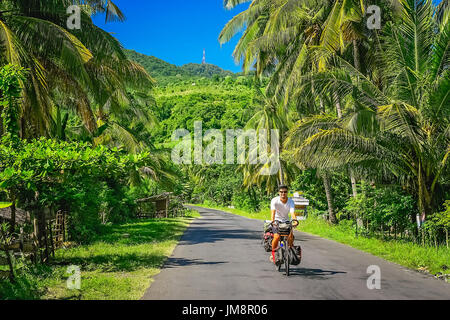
[
  {"x1": 136, "y1": 192, "x2": 173, "y2": 203},
  {"x1": 0, "y1": 207, "x2": 29, "y2": 225}
]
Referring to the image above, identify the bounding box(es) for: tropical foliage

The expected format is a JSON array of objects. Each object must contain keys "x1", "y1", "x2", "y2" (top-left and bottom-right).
[
  {"x1": 0, "y1": 0, "x2": 448, "y2": 299},
  {"x1": 0, "y1": 0, "x2": 154, "y2": 148},
  {"x1": 219, "y1": 0, "x2": 449, "y2": 245},
  {"x1": 0, "y1": 2, "x2": 176, "y2": 244}
]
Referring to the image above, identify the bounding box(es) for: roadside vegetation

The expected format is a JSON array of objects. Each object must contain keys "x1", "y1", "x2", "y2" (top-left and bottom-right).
[
  {"x1": 0, "y1": 0, "x2": 448, "y2": 299},
  {"x1": 190, "y1": 203, "x2": 449, "y2": 278},
  {"x1": 0, "y1": 1, "x2": 201, "y2": 299},
  {"x1": 182, "y1": 0, "x2": 449, "y2": 257},
  {"x1": 0, "y1": 210, "x2": 199, "y2": 300}
]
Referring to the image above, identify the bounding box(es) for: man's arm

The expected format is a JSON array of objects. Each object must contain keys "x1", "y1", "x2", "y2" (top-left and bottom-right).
[
  {"x1": 289, "y1": 200, "x2": 297, "y2": 223},
  {"x1": 291, "y1": 211, "x2": 297, "y2": 221},
  {"x1": 270, "y1": 198, "x2": 276, "y2": 222},
  {"x1": 271, "y1": 209, "x2": 276, "y2": 222}
]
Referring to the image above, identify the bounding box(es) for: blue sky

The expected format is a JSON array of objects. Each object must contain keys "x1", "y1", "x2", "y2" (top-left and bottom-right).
[
  {"x1": 93, "y1": 1, "x2": 443, "y2": 73},
  {"x1": 93, "y1": 0, "x2": 250, "y2": 72}
]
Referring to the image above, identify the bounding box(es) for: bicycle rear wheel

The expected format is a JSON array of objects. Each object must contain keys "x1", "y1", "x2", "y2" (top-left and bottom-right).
[{"x1": 277, "y1": 246, "x2": 282, "y2": 272}]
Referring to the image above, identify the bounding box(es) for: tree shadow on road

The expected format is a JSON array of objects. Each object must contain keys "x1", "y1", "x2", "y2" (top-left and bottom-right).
[
  {"x1": 286, "y1": 267, "x2": 346, "y2": 279},
  {"x1": 162, "y1": 257, "x2": 228, "y2": 269},
  {"x1": 179, "y1": 227, "x2": 262, "y2": 245}
]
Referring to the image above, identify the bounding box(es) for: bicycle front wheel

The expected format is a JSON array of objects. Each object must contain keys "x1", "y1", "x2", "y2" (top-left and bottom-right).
[
  {"x1": 285, "y1": 243, "x2": 290, "y2": 276},
  {"x1": 277, "y1": 246, "x2": 282, "y2": 272}
]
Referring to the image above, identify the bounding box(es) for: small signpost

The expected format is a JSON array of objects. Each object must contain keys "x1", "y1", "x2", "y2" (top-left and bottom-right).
[
  {"x1": 416, "y1": 212, "x2": 426, "y2": 245},
  {"x1": 291, "y1": 192, "x2": 310, "y2": 221}
]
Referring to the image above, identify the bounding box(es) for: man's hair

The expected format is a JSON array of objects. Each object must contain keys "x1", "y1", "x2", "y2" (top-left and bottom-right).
[{"x1": 278, "y1": 185, "x2": 288, "y2": 191}]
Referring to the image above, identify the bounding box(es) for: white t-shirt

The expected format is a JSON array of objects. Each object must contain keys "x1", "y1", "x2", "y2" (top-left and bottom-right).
[{"x1": 271, "y1": 196, "x2": 295, "y2": 221}]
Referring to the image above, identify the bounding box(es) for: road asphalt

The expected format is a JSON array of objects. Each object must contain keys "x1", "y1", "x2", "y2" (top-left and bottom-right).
[{"x1": 142, "y1": 206, "x2": 450, "y2": 300}]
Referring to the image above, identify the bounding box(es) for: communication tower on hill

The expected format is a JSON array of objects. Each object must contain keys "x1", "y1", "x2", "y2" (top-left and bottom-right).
[{"x1": 202, "y1": 49, "x2": 206, "y2": 65}]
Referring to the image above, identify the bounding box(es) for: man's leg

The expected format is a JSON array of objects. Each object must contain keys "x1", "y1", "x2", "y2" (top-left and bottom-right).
[
  {"x1": 272, "y1": 233, "x2": 280, "y2": 250},
  {"x1": 271, "y1": 233, "x2": 280, "y2": 264},
  {"x1": 288, "y1": 231, "x2": 294, "y2": 248}
]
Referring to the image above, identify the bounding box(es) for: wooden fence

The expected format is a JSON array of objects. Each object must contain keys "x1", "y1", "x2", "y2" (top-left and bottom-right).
[{"x1": 0, "y1": 210, "x2": 67, "y2": 272}]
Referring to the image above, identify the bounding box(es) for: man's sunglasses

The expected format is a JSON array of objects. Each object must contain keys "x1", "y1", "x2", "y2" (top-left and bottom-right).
[{"x1": 279, "y1": 191, "x2": 288, "y2": 194}]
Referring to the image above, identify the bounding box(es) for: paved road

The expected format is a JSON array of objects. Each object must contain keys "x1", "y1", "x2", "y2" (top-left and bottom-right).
[{"x1": 142, "y1": 206, "x2": 450, "y2": 300}]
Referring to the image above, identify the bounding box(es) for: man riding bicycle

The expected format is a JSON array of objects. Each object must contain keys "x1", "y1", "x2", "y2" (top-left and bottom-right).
[{"x1": 270, "y1": 185, "x2": 299, "y2": 265}]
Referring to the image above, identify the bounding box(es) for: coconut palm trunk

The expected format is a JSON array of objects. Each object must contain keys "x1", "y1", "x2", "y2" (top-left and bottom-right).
[
  {"x1": 333, "y1": 92, "x2": 343, "y2": 118},
  {"x1": 350, "y1": 168, "x2": 358, "y2": 198},
  {"x1": 278, "y1": 164, "x2": 285, "y2": 186},
  {"x1": 352, "y1": 40, "x2": 361, "y2": 73},
  {"x1": 349, "y1": 39, "x2": 360, "y2": 198},
  {"x1": 322, "y1": 173, "x2": 337, "y2": 224},
  {"x1": 335, "y1": 92, "x2": 358, "y2": 198}
]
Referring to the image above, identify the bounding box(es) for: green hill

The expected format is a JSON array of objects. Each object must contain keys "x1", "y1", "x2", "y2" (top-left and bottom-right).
[
  {"x1": 125, "y1": 50, "x2": 182, "y2": 77},
  {"x1": 179, "y1": 63, "x2": 234, "y2": 78},
  {"x1": 151, "y1": 75, "x2": 258, "y2": 144},
  {"x1": 125, "y1": 49, "x2": 235, "y2": 85}
]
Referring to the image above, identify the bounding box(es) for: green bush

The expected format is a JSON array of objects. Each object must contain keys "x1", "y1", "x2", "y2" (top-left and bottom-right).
[
  {"x1": 424, "y1": 200, "x2": 450, "y2": 247},
  {"x1": 291, "y1": 169, "x2": 351, "y2": 214},
  {"x1": 344, "y1": 181, "x2": 415, "y2": 237},
  {"x1": 0, "y1": 137, "x2": 162, "y2": 243},
  {"x1": 232, "y1": 192, "x2": 256, "y2": 211}
]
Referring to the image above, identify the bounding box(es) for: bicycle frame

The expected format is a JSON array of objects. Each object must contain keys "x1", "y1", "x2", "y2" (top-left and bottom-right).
[{"x1": 275, "y1": 221, "x2": 293, "y2": 276}]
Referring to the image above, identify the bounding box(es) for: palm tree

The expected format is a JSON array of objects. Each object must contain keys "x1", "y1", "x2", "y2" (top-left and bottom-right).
[
  {"x1": 284, "y1": 0, "x2": 449, "y2": 218},
  {"x1": 238, "y1": 87, "x2": 298, "y2": 193},
  {"x1": 220, "y1": 0, "x2": 274, "y2": 74},
  {"x1": 82, "y1": 0, "x2": 126, "y2": 22},
  {"x1": 0, "y1": 0, "x2": 153, "y2": 140},
  {"x1": 221, "y1": 0, "x2": 402, "y2": 203},
  {"x1": 219, "y1": 0, "x2": 347, "y2": 218},
  {"x1": 220, "y1": 0, "x2": 332, "y2": 78},
  {"x1": 92, "y1": 89, "x2": 159, "y2": 154}
]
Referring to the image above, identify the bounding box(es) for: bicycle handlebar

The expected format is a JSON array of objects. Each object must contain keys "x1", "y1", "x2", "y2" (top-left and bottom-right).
[
  {"x1": 271, "y1": 219, "x2": 298, "y2": 224},
  {"x1": 271, "y1": 220, "x2": 299, "y2": 229}
]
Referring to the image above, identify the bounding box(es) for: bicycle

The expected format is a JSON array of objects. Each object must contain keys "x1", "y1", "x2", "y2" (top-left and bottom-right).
[{"x1": 272, "y1": 220, "x2": 297, "y2": 276}]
